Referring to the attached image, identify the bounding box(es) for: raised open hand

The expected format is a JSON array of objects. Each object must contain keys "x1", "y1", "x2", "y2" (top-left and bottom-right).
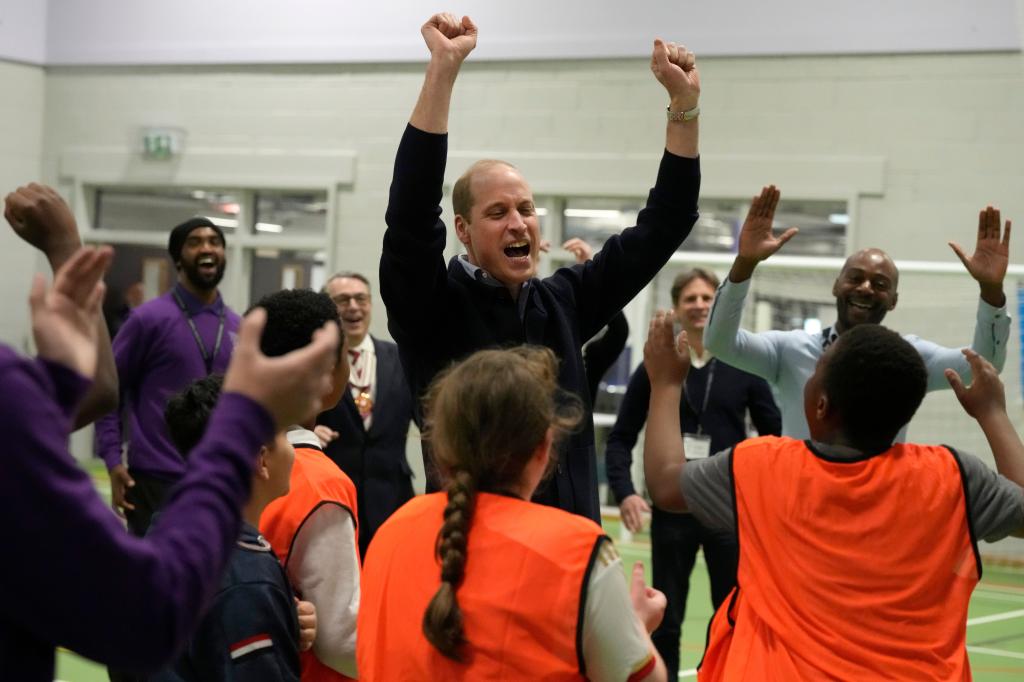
[
  {"x1": 30, "y1": 246, "x2": 112, "y2": 378},
  {"x1": 650, "y1": 39, "x2": 700, "y2": 111},
  {"x1": 421, "y1": 13, "x2": 477, "y2": 64},
  {"x1": 945, "y1": 348, "x2": 1006, "y2": 421},
  {"x1": 223, "y1": 308, "x2": 340, "y2": 429},
  {"x1": 949, "y1": 206, "x2": 1010, "y2": 298},
  {"x1": 644, "y1": 310, "x2": 690, "y2": 386},
  {"x1": 562, "y1": 238, "x2": 594, "y2": 264},
  {"x1": 5, "y1": 183, "x2": 82, "y2": 264},
  {"x1": 736, "y1": 185, "x2": 797, "y2": 263}
]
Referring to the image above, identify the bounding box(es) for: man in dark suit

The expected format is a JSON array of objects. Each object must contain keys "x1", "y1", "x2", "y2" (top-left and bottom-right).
[{"x1": 315, "y1": 272, "x2": 415, "y2": 557}]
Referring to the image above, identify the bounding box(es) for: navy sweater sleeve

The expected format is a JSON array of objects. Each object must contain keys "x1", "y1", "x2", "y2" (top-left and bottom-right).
[
  {"x1": 583, "y1": 310, "x2": 629, "y2": 402},
  {"x1": 604, "y1": 362, "x2": 653, "y2": 503},
  {"x1": 380, "y1": 124, "x2": 450, "y2": 351},
  {"x1": 547, "y1": 153, "x2": 700, "y2": 342}
]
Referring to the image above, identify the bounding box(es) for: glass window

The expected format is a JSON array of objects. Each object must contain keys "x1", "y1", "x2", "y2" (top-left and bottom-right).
[
  {"x1": 561, "y1": 196, "x2": 848, "y2": 257},
  {"x1": 99, "y1": 243, "x2": 173, "y2": 337},
  {"x1": 249, "y1": 248, "x2": 328, "y2": 303},
  {"x1": 93, "y1": 187, "x2": 241, "y2": 233},
  {"x1": 253, "y1": 191, "x2": 328, "y2": 238}
]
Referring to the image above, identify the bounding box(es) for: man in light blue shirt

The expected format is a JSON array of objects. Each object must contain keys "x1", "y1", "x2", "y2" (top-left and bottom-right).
[{"x1": 704, "y1": 185, "x2": 1011, "y2": 439}]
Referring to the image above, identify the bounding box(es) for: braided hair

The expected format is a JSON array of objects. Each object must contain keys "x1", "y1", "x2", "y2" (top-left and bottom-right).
[{"x1": 420, "y1": 346, "x2": 581, "y2": 660}]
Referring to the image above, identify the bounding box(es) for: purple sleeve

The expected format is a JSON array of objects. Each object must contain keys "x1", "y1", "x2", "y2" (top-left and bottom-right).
[
  {"x1": 36, "y1": 356, "x2": 92, "y2": 420},
  {"x1": 0, "y1": 345, "x2": 274, "y2": 673},
  {"x1": 94, "y1": 311, "x2": 148, "y2": 469}
]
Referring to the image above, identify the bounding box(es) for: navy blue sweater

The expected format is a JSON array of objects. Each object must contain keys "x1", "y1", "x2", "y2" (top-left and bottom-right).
[{"x1": 380, "y1": 124, "x2": 700, "y2": 521}]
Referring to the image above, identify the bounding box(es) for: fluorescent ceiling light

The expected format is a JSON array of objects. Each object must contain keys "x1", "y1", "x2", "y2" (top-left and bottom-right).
[
  {"x1": 828, "y1": 213, "x2": 850, "y2": 225},
  {"x1": 803, "y1": 318, "x2": 823, "y2": 335},
  {"x1": 564, "y1": 208, "x2": 623, "y2": 219},
  {"x1": 535, "y1": 207, "x2": 548, "y2": 216},
  {"x1": 205, "y1": 217, "x2": 238, "y2": 229},
  {"x1": 256, "y1": 222, "x2": 284, "y2": 233}
]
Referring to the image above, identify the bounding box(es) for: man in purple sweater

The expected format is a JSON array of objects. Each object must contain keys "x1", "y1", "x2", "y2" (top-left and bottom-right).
[
  {"x1": 0, "y1": 244, "x2": 340, "y2": 680},
  {"x1": 95, "y1": 217, "x2": 240, "y2": 535}
]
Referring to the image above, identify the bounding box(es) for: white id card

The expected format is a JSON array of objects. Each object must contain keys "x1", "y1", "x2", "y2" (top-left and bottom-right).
[{"x1": 684, "y1": 433, "x2": 712, "y2": 460}]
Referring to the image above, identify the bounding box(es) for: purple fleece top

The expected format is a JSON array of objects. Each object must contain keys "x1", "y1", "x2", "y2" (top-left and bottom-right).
[
  {"x1": 95, "y1": 283, "x2": 240, "y2": 478},
  {"x1": 0, "y1": 343, "x2": 272, "y2": 680}
]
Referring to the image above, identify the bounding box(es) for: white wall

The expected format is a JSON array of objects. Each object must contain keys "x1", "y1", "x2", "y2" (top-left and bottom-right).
[
  {"x1": 0, "y1": 60, "x2": 45, "y2": 351},
  {"x1": 41, "y1": 0, "x2": 1023, "y2": 65}
]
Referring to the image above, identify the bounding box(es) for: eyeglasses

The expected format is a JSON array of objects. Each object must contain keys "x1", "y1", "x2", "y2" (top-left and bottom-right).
[{"x1": 332, "y1": 294, "x2": 370, "y2": 307}]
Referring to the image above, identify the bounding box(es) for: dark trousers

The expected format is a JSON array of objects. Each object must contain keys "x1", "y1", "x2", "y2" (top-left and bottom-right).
[
  {"x1": 650, "y1": 506, "x2": 737, "y2": 679},
  {"x1": 108, "y1": 470, "x2": 178, "y2": 682}
]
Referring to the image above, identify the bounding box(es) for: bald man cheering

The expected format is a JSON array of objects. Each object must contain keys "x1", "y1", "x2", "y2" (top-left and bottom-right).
[{"x1": 704, "y1": 185, "x2": 1011, "y2": 438}]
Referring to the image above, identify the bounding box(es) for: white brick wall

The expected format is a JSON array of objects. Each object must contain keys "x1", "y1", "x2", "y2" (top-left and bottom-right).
[{"x1": 0, "y1": 61, "x2": 45, "y2": 350}]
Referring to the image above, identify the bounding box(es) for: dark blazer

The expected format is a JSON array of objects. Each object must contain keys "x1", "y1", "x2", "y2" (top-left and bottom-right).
[
  {"x1": 316, "y1": 337, "x2": 414, "y2": 557},
  {"x1": 605, "y1": 359, "x2": 782, "y2": 503}
]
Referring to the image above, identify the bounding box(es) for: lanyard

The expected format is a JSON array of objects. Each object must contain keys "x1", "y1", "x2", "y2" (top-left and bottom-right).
[
  {"x1": 821, "y1": 326, "x2": 835, "y2": 350},
  {"x1": 172, "y1": 289, "x2": 226, "y2": 375},
  {"x1": 683, "y1": 358, "x2": 716, "y2": 436}
]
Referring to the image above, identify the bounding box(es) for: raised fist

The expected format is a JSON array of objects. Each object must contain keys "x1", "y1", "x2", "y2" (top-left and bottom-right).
[
  {"x1": 421, "y1": 13, "x2": 478, "y2": 64},
  {"x1": 650, "y1": 39, "x2": 700, "y2": 112}
]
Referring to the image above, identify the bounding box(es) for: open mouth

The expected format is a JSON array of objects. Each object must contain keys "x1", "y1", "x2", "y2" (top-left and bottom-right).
[
  {"x1": 503, "y1": 241, "x2": 530, "y2": 259},
  {"x1": 197, "y1": 256, "x2": 218, "y2": 274},
  {"x1": 848, "y1": 300, "x2": 874, "y2": 311}
]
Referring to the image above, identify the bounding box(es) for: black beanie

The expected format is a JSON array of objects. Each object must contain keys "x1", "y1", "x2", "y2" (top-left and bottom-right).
[{"x1": 168, "y1": 217, "x2": 227, "y2": 262}]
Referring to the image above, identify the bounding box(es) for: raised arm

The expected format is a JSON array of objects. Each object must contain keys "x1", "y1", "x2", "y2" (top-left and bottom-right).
[
  {"x1": 946, "y1": 350, "x2": 1024, "y2": 488},
  {"x1": 380, "y1": 13, "x2": 477, "y2": 350},
  {"x1": 6, "y1": 263, "x2": 341, "y2": 671},
  {"x1": 642, "y1": 311, "x2": 690, "y2": 512},
  {"x1": 5, "y1": 183, "x2": 118, "y2": 428},
  {"x1": 704, "y1": 186, "x2": 797, "y2": 380},
  {"x1": 554, "y1": 42, "x2": 702, "y2": 338},
  {"x1": 409, "y1": 13, "x2": 477, "y2": 134},
  {"x1": 947, "y1": 206, "x2": 1012, "y2": 373},
  {"x1": 650, "y1": 39, "x2": 700, "y2": 159}
]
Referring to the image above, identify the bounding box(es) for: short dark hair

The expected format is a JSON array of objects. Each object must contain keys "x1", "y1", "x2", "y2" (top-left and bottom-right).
[
  {"x1": 670, "y1": 268, "x2": 719, "y2": 305},
  {"x1": 452, "y1": 159, "x2": 517, "y2": 220},
  {"x1": 248, "y1": 289, "x2": 341, "y2": 359},
  {"x1": 824, "y1": 324, "x2": 927, "y2": 451},
  {"x1": 165, "y1": 374, "x2": 224, "y2": 458},
  {"x1": 323, "y1": 271, "x2": 371, "y2": 293}
]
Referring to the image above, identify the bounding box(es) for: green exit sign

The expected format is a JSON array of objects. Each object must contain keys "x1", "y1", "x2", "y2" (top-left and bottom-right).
[{"x1": 141, "y1": 127, "x2": 184, "y2": 160}]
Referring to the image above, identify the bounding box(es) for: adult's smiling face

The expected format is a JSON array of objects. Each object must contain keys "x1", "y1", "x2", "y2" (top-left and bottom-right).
[{"x1": 832, "y1": 248, "x2": 899, "y2": 333}]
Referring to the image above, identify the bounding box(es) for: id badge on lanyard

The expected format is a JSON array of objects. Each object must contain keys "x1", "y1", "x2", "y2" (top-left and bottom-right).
[
  {"x1": 684, "y1": 433, "x2": 712, "y2": 460},
  {"x1": 684, "y1": 359, "x2": 715, "y2": 460}
]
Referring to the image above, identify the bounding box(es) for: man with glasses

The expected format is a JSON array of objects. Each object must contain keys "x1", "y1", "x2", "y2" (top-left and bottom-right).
[{"x1": 316, "y1": 272, "x2": 415, "y2": 557}]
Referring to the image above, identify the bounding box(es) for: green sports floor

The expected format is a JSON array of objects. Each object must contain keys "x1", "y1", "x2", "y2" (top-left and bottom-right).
[{"x1": 56, "y1": 469, "x2": 1024, "y2": 680}]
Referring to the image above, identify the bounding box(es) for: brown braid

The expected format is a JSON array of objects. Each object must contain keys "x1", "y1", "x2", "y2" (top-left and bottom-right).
[{"x1": 422, "y1": 469, "x2": 476, "y2": 660}]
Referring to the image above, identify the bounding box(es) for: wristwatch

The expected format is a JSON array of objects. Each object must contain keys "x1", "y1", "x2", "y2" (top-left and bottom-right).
[{"x1": 667, "y1": 105, "x2": 700, "y2": 122}]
